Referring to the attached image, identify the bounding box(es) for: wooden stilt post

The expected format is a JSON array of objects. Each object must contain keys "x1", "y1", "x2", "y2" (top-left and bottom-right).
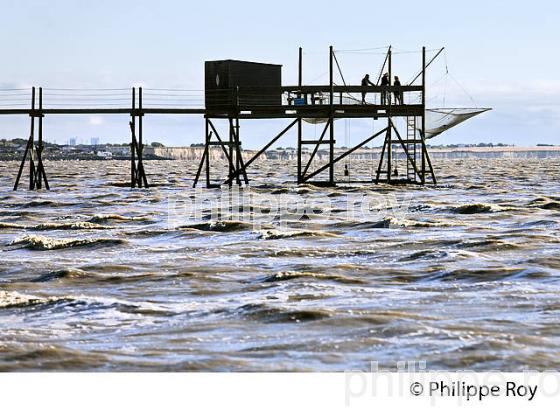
[
  {"x1": 205, "y1": 118, "x2": 210, "y2": 187},
  {"x1": 387, "y1": 48, "x2": 392, "y2": 183},
  {"x1": 224, "y1": 87, "x2": 240, "y2": 188},
  {"x1": 297, "y1": 47, "x2": 303, "y2": 184},
  {"x1": 226, "y1": 118, "x2": 234, "y2": 187},
  {"x1": 233, "y1": 117, "x2": 249, "y2": 185},
  {"x1": 328, "y1": 46, "x2": 334, "y2": 184},
  {"x1": 29, "y1": 88, "x2": 36, "y2": 190},
  {"x1": 228, "y1": 117, "x2": 240, "y2": 186},
  {"x1": 421, "y1": 46, "x2": 427, "y2": 184},
  {"x1": 127, "y1": 87, "x2": 148, "y2": 188},
  {"x1": 33, "y1": 87, "x2": 49, "y2": 190},
  {"x1": 138, "y1": 87, "x2": 143, "y2": 188},
  {"x1": 207, "y1": 119, "x2": 235, "y2": 187},
  {"x1": 234, "y1": 120, "x2": 240, "y2": 185},
  {"x1": 35, "y1": 88, "x2": 43, "y2": 190},
  {"x1": 130, "y1": 87, "x2": 137, "y2": 188}
]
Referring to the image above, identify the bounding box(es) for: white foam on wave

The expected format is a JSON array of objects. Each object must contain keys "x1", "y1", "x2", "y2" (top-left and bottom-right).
[
  {"x1": 10, "y1": 235, "x2": 125, "y2": 250},
  {"x1": 255, "y1": 228, "x2": 339, "y2": 240}
]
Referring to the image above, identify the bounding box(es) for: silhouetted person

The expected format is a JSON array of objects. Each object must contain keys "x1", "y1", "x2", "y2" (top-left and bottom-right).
[
  {"x1": 393, "y1": 76, "x2": 403, "y2": 105},
  {"x1": 381, "y1": 73, "x2": 390, "y2": 104},
  {"x1": 361, "y1": 74, "x2": 374, "y2": 104}
]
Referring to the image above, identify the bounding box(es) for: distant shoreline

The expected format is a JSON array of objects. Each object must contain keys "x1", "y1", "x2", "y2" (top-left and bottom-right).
[
  {"x1": 428, "y1": 146, "x2": 560, "y2": 152},
  {"x1": 1, "y1": 145, "x2": 559, "y2": 161},
  {"x1": 144, "y1": 145, "x2": 560, "y2": 161}
]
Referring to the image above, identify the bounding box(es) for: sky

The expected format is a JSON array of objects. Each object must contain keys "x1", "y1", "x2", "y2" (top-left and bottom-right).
[{"x1": 0, "y1": 0, "x2": 559, "y2": 148}]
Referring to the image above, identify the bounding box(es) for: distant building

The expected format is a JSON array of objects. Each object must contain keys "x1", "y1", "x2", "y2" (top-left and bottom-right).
[
  {"x1": 105, "y1": 145, "x2": 130, "y2": 156},
  {"x1": 96, "y1": 151, "x2": 112, "y2": 159},
  {"x1": 91, "y1": 137, "x2": 100, "y2": 146},
  {"x1": 69, "y1": 137, "x2": 77, "y2": 146}
]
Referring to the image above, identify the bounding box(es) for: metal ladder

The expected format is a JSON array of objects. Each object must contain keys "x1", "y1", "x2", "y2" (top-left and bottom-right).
[{"x1": 406, "y1": 116, "x2": 417, "y2": 182}]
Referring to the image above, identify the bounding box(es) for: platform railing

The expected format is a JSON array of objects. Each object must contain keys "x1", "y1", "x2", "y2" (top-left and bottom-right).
[
  {"x1": 205, "y1": 85, "x2": 423, "y2": 110},
  {"x1": 0, "y1": 85, "x2": 423, "y2": 112}
]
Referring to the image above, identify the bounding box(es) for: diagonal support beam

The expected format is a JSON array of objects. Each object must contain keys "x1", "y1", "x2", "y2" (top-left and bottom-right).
[
  {"x1": 302, "y1": 119, "x2": 331, "y2": 178},
  {"x1": 13, "y1": 135, "x2": 33, "y2": 191},
  {"x1": 374, "y1": 130, "x2": 390, "y2": 184},
  {"x1": 128, "y1": 87, "x2": 150, "y2": 188},
  {"x1": 129, "y1": 120, "x2": 139, "y2": 187},
  {"x1": 14, "y1": 87, "x2": 37, "y2": 191},
  {"x1": 207, "y1": 119, "x2": 234, "y2": 165},
  {"x1": 35, "y1": 156, "x2": 50, "y2": 190},
  {"x1": 376, "y1": 46, "x2": 392, "y2": 86},
  {"x1": 409, "y1": 47, "x2": 445, "y2": 85},
  {"x1": 304, "y1": 127, "x2": 388, "y2": 182},
  {"x1": 419, "y1": 130, "x2": 438, "y2": 185},
  {"x1": 231, "y1": 118, "x2": 249, "y2": 184},
  {"x1": 193, "y1": 131, "x2": 211, "y2": 188},
  {"x1": 223, "y1": 119, "x2": 298, "y2": 186},
  {"x1": 33, "y1": 87, "x2": 49, "y2": 190},
  {"x1": 389, "y1": 119, "x2": 421, "y2": 180}
]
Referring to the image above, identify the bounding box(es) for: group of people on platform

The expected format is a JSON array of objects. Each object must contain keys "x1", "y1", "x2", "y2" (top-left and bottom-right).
[{"x1": 361, "y1": 73, "x2": 402, "y2": 105}]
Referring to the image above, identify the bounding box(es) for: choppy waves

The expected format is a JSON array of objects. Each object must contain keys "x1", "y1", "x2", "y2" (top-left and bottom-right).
[{"x1": 0, "y1": 158, "x2": 559, "y2": 371}]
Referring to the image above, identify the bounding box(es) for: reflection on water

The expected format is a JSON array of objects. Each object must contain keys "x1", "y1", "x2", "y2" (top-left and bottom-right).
[{"x1": 0, "y1": 158, "x2": 559, "y2": 371}]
